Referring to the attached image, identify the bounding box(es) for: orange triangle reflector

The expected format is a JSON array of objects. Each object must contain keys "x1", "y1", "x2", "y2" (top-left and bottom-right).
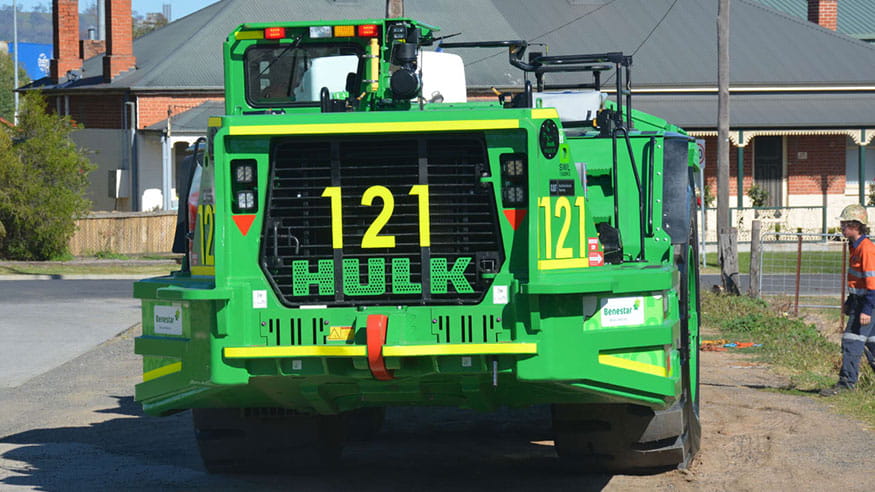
[
  {"x1": 503, "y1": 209, "x2": 527, "y2": 231},
  {"x1": 232, "y1": 214, "x2": 256, "y2": 236}
]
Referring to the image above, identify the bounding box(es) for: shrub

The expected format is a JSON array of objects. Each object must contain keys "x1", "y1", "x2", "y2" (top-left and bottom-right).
[
  {"x1": 0, "y1": 92, "x2": 94, "y2": 260},
  {"x1": 746, "y1": 184, "x2": 769, "y2": 207}
]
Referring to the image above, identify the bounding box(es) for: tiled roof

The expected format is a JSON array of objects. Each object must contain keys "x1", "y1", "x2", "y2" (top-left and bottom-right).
[
  {"x1": 31, "y1": 0, "x2": 875, "y2": 91},
  {"x1": 636, "y1": 92, "x2": 875, "y2": 129},
  {"x1": 753, "y1": 0, "x2": 875, "y2": 40}
]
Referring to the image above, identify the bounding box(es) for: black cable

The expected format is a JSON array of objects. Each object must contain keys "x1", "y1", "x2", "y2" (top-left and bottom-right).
[
  {"x1": 463, "y1": 0, "x2": 620, "y2": 68},
  {"x1": 632, "y1": 0, "x2": 679, "y2": 57},
  {"x1": 603, "y1": 0, "x2": 679, "y2": 85}
]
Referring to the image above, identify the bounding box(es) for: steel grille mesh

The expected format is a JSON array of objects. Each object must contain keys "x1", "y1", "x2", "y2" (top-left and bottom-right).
[{"x1": 260, "y1": 134, "x2": 503, "y2": 306}]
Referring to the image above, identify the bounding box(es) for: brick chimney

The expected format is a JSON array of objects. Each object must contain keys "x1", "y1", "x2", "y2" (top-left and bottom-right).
[
  {"x1": 103, "y1": 0, "x2": 137, "y2": 82},
  {"x1": 80, "y1": 38, "x2": 107, "y2": 61},
  {"x1": 50, "y1": 0, "x2": 81, "y2": 83},
  {"x1": 808, "y1": 0, "x2": 838, "y2": 31}
]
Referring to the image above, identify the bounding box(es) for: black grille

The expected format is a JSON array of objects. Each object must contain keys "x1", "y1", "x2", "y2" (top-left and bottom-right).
[
  {"x1": 265, "y1": 318, "x2": 324, "y2": 345},
  {"x1": 260, "y1": 134, "x2": 503, "y2": 307}
]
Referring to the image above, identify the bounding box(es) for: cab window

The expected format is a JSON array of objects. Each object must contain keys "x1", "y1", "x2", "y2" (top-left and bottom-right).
[{"x1": 244, "y1": 43, "x2": 363, "y2": 107}]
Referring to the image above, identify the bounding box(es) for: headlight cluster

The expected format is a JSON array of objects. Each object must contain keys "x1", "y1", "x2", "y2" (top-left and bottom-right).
[
  {"x1": 500, "y1": 153, "x2": 527, "y2": 207},
  {"x1": 231, "y1": 159, "x2": 258, "y2": 213}
]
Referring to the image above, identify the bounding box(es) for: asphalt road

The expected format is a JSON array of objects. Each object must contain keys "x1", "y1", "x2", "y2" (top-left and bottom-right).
[{"x1": 0, "y1": 280, "x2": 141, "y2": 389}]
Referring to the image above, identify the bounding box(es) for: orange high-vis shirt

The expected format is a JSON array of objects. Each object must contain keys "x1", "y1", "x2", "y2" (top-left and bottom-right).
[{"x1": 847, "y1": 235, "x2": 875, "y2": 315}]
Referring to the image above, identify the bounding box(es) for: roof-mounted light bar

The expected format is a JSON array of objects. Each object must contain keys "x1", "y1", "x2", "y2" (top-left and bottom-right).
[
  {"x1": 264, "y1": 27, "x2": 285, "y2": 39},
  {"x1": 236, "y1": 24, "x2": 382, "y2": 41}
]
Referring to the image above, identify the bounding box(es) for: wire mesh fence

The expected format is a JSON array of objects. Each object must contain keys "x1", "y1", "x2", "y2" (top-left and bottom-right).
[{"x1": 758, "y1": 232, "x2": 845, "y2": 311}]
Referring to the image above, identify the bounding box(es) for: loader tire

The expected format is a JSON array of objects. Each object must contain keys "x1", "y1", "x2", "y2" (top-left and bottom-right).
[
  {"x1": 192, "y1": 407, "x2": 345, "y2": 474},
  {"x1": 552, "y1": 374, "x2": 699, "y2": 473},
  {"x1": 344, "y1": 406, "x2": 386, "y2": 441}
]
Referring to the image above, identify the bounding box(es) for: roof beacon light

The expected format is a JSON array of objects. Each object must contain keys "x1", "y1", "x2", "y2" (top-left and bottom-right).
[
  {"x1": 334, "y1": 25, "x2": 355, "y2": 37},
  {"x1": 358, "y1": 24, "x2": 378, "y2": 37},
  {"x1": 310, "y1": 26, "x2": 333, "y2": 39},
  {"x1": 264, "y1": 27, "x2": 285, "y2": 39}
]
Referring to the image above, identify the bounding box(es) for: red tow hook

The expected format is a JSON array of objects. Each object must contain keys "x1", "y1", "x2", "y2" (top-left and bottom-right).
[{"x1": 366, "y1": 314, "x2": 394, "y2": 380}]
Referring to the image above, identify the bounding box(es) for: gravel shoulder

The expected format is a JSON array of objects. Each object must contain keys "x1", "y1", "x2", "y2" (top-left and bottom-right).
[{"x1": 0, "y1": 325, "x2": 872, "y2": 491}]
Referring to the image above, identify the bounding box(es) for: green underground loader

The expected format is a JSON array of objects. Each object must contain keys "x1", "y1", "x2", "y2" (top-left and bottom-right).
[{"x1": 134, "y1": 18, "x2": 702, "y2": 473}]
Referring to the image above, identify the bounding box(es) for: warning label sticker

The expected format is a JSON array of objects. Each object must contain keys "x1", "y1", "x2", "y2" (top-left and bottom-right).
[{"x1": 328, "y1": 326, "x2": 354, "y2": 342}]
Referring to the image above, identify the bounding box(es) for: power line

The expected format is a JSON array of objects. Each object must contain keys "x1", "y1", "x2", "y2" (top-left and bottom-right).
[
  {"x1": 632, "y1": 0, "x2": 679, "y2": 56},
  {"x1": 463, "y1": 0, "x2": 620, "y2": 68},
  {"x1": 603, "y1": 0, "x2": 679, "y2": 84}
]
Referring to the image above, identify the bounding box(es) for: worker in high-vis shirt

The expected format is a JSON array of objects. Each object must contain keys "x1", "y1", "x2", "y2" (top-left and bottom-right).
[{"x1": 821, "y1": 204, "x2": 875, "y2": 396}]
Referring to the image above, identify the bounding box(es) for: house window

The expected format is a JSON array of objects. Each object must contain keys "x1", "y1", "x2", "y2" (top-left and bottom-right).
[{"x1": 845, "y1": 138, "x2": 875, "y2": 195}]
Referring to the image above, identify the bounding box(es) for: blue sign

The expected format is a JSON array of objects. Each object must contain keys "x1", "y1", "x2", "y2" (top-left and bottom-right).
[{"x1": 8, "y1": 42, "x2": 52, "y2": 81}]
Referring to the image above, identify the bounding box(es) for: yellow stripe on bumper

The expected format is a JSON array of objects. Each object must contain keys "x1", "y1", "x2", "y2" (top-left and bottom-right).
[
  {"x1": 382, "y1": 343, "x2": 537, "y2": 357},
  {"x1": 598, "y1": 354, "x2": 667, "y2": 377},
  {"x1": 224, "y1": 346, "x2": 367, "y2": 358},
  {"x1": 223, "y1": 343, "x2": 538, "y2": 359},
  {"x1": 143, "y1": 361, "x2": 182, "y2": 382}
]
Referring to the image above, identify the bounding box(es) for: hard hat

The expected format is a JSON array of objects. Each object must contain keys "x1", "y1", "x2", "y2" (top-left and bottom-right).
[{"x1": 839, "y1": 204, "x2": 868, "y2": 225}]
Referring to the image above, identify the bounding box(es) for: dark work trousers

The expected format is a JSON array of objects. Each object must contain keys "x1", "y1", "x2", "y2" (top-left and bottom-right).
[{"x1": 840, "y1": 296, "x2": 875, "y2": 387}]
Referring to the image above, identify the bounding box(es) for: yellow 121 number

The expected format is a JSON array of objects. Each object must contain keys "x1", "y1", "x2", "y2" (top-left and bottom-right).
[
  {"x1": 322, "y1": 185, "x2": 431, "y2": 249},
  {"x1": 538, "y1": 196, "x2": 585, "y2": 262},
  {"x1": 197, "y1": 203, "x2": 215, "y2": 266}
]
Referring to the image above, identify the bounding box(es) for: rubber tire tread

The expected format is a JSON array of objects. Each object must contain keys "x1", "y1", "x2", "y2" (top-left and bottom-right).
[
  {"x1": 192, "y1": 408, "x2": 345, "y2": 474},
  {"x1": 344, "y1": 407, "x2": 386, "y2": 442},
  {"x1": 552, "y1": 398, "x2": 690, "y2": 473}
]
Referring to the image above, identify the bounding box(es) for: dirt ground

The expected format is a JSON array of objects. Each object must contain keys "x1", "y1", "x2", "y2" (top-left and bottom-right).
[
  {"x1": 616, "y1": 349, "x2": 873, "y2": 491},
  {"x1": 1, "y1": 325, "x2": 872, "y2": 491}
]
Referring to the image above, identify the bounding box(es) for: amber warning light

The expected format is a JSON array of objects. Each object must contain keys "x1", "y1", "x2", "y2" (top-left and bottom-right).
[{"x1": 264, "y1": 27, "x2": 285, "y2": 39}]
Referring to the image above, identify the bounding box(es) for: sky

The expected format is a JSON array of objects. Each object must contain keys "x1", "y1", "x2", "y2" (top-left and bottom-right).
[{"x1": 2, "y1": 0, "x2": 217, "y2": 21}]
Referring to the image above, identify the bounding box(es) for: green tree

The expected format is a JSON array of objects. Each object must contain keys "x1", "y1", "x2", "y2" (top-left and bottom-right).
[
  {"x1": 0, "y1": 49, "x2": 30, "y2": 123},
  {"x1": 0, "y1": 91, "x2": 94, "y2": 260},
  {"x1": 133, "y1": 12, "x2": 168, "y2": 39}
]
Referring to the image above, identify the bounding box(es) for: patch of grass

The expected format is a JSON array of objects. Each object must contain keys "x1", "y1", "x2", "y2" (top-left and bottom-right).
[
  {"x1": 94, "y1": 250, "x2": 130, "y2": 260},
  {"x1": 701, "y1": 250, "x2": 844, "y2": 275},
  {"x1": 139, "y1": 254, "x2": 179, "y2": 261},
  {"x1": 701, "y1": 252, "x2": 752, "y2": 274},
  {"x1": 48, "y1": 252, "x2": 75, "y2": 262},
  {"x1": 703, "y1": 291, "x2": 874, "y2": 427},
  {"x1": 0, "y1": 258, "x2": 180, "y2": 276}
]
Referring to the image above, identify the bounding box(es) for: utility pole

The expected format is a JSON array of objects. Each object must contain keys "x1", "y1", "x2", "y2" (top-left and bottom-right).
[
  {"x1": 13, "y1": 0, "x2": 20, "y2": 125},
  {"x1": 386, "y1": 0, "x2": 403, "y2": 18},
  {"x1": 717, "y1": 0, "x2": 739, "y2": 293}
]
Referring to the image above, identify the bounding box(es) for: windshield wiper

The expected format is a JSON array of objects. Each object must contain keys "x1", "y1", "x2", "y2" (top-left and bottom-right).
[{"x1": 257, "y1": 35, "x2": 304, "y2": 79}]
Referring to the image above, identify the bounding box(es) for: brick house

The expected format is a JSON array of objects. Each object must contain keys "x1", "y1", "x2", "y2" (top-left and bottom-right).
[
  {"x1": 21, "y1": 0, "x2": 875, "y2": 230},
  {"x1": 27, "y1": 0, "x2": 224, "y2": 211},
  {"x1": 631, "y1": 0, "x2": 875, "y2": 236}
]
